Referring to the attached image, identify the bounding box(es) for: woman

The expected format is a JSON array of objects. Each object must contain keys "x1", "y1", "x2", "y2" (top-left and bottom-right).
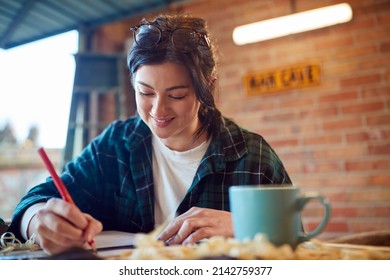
[{"x1": 8, "y1": 13, "x2": 292, "y2": 254}]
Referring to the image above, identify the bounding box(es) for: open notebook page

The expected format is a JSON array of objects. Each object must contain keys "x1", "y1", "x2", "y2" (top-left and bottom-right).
[{"x1": 94, "y1": 230, "x2": 136, "y2": 249}]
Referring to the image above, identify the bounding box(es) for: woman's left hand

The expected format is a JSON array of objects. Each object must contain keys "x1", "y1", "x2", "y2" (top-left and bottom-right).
[{"x1": 156, "y1": 207, "x2": 233, "y2": 245}]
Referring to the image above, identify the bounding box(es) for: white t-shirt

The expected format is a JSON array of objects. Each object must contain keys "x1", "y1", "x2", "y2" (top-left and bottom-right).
[{"x1": 152, "y1": 135, "x2": 210, "y2": 225}]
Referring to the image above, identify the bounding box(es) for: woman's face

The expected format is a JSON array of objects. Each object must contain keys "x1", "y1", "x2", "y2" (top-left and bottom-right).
[{"x1": 134, "y1": 61, "x2": 203, "y2": 151}]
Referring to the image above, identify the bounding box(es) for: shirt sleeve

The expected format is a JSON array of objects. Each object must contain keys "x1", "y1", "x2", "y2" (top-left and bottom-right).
[{"x1": 19, "y1": 202, "x2": 46, "y2": 241}]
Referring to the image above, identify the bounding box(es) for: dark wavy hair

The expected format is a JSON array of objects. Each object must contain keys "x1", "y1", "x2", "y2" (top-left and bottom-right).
[{"x1": 127, "y1": 13, "x2": 222, "y2": 140}]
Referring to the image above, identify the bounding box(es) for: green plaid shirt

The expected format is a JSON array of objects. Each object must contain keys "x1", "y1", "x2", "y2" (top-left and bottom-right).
[{"x1": 9, "y1": 116, "x2": 291, "y2": 239}]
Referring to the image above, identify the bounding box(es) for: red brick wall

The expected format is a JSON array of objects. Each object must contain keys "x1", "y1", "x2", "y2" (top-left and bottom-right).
[{"x1": 93, "y1": 0, "x2": 390, "y2": 240}]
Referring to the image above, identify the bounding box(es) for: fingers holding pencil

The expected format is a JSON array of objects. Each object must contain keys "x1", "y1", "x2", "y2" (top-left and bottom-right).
[
  {"x1": 28, "y1": 198, "x2": 102, "y2": 254},
  {"x1": 82, "y1": 213, "x2": 103, "y2": 250},
  {"x1": 45, "y1": 198, "x2": 103, "y2": 240}
]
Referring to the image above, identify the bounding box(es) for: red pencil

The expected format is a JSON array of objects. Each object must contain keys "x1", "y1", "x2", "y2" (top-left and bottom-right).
[{"x1": 37, "y1": 147, "x2": 96, "y2": 252}]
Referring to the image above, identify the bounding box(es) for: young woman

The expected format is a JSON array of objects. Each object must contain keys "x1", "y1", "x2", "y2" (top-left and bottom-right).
[{"x1": 8, "y1": 13, "x2": 292, "y2": 254}]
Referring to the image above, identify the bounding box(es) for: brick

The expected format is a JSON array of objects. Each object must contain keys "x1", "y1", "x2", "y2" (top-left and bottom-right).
[
  {"x1": 269, "y1": 139, "x2": 299, "y2": 148},
  {"x1": 334, "y1": 45, "x2": 377, "y2": 61},
  {"x1": 370, "y1": 174, "x2": 390, "y2": 186},
  {"x1": 322, "y1": 118, "x2": 362, "y2": 131},
  {"x1": 297, "y1": 174, "x2": 371, "y2": 188},
  {"x1": 340, "y1": 74, "x2": 382, "y2": 87},
  {"x1": 293, "y1": 177, "x2": 326, "y2": 189},
  {"x1": 283, "y1": 162, "x2": 303, "y2": 174},
  {"x1": 314, "y1": 36, "x2": 354, "y2": 51},
  {"x1": 345, "y1": 159, "x2": 390, "y2": 171},
  {"x1": 380, "y1": 41, "x2": 390, "y2": 52},
  {"x1": 274, "y1": 42, "x2": 316, "y2": 58},
  {"x1": 331, "y1": 206, "x2": 360, "y2": 218},
  {"x1": 359, "y1": 56, "x2": 390, "y2": 70},
  {"x1": 331, "y1": 205, "x2": 390, "y2": 218},
  {"x1": 374, "y1": 206, "x2": 390, "y2": 217},
  {"x1": 346, "y1": 132, "x2": 370, "y2": 143},
  {"x1": 242, "y1": 99, "x2": 277, "y2": 112},
  {"x1": 361, "y1": 86, "x2": 390, "y2": 98},
  {"x1": 306, "y1": 221, "x2": 348, "y2": 233},
  {"x1": 349, "y1": 189, "x2": 390, "y2": 202},
  {"x1": 349, "y1": 219, "x2": 390, "y2": 232},
  {"x1": 352, "y1": 1, "x2": 390, "y2": 18},
  {"x1": 378, "y1": 12, "x2": 390, "y2": 25},
  {"x1": 284, "y1": 122, "x2": 320, "y2": 135},
  {"x1": 318, "y1": 91, "x2": 358, "y2": 104},
  {"x1": 356, "y1": 30, "x2": 390, "y2": 43},
  {"x1": 314, "y1": 145, "x2": 367, "y2": 160},
  {"x1": 342, "y1": 101, "x2": 384, "y2": 114},
  {"x1": 256, "y1": 127, "x2": 279, "y2": 137},
  {"x1": 302, "y1": 161, "x2": 343, "y2": 173},
  {"x1": 368, "y1": 143, "x2": 390, "y2": 155},
  {"x1": 367, "y1": 113, "x2": 390, "y2": 126},
  {"x1": 320, "y1": 191, "x2": 349, "y2": 203},
  {"x1": 303, "y1": 134, "x2": 342, "y2": 146},
  {"x1": 301, "y1": 201, "x2": 332, "y2": 218},
  {"x1": 263, "y1": 112, "x2": 296, "y2": 122},
  {"x1": 325, "y1": 61, "x2": 358, "y2": 76},
  {"x1": 386, "y1": 70, "x2": 390, "y2": 82},
  {"x1": 299, "y1": 107, "x2": 339, "y2": 119},
  {"x1": 233, "y1": 113, "x2": 262, "y2": 129},
  {"x1": 346, "y1": 129, "x2": 390, "y2": 143},
  {"x1": 278, "y1": 97, "x2": 315, "y2": 109}
]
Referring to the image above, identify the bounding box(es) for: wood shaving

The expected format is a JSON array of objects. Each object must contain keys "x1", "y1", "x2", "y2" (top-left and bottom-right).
[{"x1": 116, "y1": 233, "x2": 390, "y2": 260}]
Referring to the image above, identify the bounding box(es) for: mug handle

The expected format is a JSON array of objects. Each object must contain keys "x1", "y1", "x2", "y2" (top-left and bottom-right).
[{"x1": 297, "y1": 193, "x2": 331, "y2": 243}]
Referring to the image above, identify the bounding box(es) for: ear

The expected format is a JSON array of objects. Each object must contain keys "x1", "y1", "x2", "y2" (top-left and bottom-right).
[{"x1": 210, "y1": 77, "x2": 217, "y2": 87}]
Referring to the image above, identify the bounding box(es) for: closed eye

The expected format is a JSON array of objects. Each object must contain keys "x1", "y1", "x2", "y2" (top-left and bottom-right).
[
  {"x1": 170, "y1": 95, "x2": 186, "y2": 100},
  {"x1": 139, "y1": 92, "x2": 154, "y2": 97}
]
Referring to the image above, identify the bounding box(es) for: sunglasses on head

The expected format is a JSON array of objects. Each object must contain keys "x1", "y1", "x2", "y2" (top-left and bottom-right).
[{"x1": 130, "y1": 23, "x2": 210, "y2": 52}]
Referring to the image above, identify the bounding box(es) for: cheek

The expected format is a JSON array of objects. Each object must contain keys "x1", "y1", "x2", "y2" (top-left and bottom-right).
[
  {"x1": 173, "y1": 101, "x2": 200, "y2": 121},
  {"x1": 135, "y1": 96, "x2": 151, "y2": 113},
  {"x1": 184, "y1": 100, "x2": 201, "y2": 115}
]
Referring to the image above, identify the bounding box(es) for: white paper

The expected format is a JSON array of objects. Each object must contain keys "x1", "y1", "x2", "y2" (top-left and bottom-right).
[
  {"x1": 94, "y1": 230, "x2": 136, "y2": 249},
  {"x1": 94, "y1": 230, "x2": 136, "y2": 259}
]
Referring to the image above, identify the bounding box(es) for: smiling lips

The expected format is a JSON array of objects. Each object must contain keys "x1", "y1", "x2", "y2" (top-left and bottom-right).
[{"x1": 152, "y1": 115, "x2": 175, "y2": 128}]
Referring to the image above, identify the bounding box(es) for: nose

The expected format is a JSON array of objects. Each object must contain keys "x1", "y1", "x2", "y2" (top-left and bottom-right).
[{"x1": 151, "y1": 95, "x2": 168, "y2": 117}]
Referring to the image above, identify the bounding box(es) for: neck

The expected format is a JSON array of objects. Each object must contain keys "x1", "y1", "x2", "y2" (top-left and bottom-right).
[{"x1": 161, "y1": 130, "x2": 208, "y2": 151}]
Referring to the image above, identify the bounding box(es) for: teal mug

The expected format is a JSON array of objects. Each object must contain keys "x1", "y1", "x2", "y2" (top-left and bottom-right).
[{"x1": 229, "y1": 185, "x2": 331, "y2": 249}]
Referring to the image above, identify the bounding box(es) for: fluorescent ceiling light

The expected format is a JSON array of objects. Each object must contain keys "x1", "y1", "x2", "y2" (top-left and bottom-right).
[{"x1": 233, "y1": 3, "x2": 353, "y2": 45}]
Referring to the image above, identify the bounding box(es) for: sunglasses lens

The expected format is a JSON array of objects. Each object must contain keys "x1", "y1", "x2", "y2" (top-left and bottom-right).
[
  {"x1": 171, "y1": 28, "x2": 199, "y2": 52},
  {"x1": 132, "y1": 24, "x2": 206, "y2": 52},
  {"x1": 134, "y1": 24, "x2": 161, "y2": 48}
]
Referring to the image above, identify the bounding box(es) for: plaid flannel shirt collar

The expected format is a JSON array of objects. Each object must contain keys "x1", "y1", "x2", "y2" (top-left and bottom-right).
[
  {"x1": 194, "y1": 117, "x2": 249, "y2": 178},
  {"x1": 217, "y1": 117, "x2": 248, "y2": 162},
  {"x1": 122, "y1": 116, "x2": 248, "y2": 163}
]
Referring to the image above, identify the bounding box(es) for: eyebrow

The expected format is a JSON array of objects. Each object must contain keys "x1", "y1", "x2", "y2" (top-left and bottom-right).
[{"x1": 137, "y1": 81, "x2": 189, "y2": 92}]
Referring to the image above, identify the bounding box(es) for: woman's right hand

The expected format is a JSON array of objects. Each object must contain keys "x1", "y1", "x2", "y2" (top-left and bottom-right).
[{"x1": 27, "y1": 198, "x2": 103, "y2": 255}]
